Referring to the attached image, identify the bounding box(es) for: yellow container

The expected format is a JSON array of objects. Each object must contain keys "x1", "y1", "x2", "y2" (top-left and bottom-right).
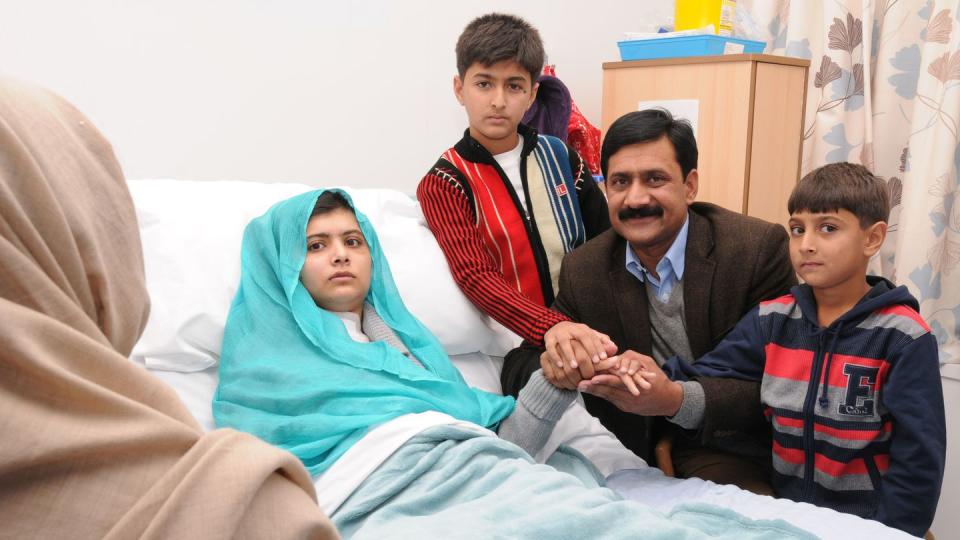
[{"x1": 675, "y1": 0, "x2": 736, "y2": 36}]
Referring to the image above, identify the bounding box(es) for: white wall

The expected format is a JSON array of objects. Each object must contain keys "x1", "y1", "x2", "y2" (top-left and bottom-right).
[{"x1": 0, "y1": 0, "x2": 671, "y2": 193}]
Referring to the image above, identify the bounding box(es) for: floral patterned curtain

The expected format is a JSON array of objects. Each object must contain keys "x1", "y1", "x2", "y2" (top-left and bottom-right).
[{"x1": 744, "y1": 0, "x2": 960, "y2": 364}]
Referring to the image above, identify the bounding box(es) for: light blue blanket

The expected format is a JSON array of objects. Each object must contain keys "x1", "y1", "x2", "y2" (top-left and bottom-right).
[{"x1": 332, "y1": 426, "x2": 818, "y2": 539}]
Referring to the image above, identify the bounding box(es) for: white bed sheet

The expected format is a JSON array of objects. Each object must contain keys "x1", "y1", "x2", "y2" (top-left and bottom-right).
[{"x1": 608, "y1": 468, "x2": 912, "y2": 539}]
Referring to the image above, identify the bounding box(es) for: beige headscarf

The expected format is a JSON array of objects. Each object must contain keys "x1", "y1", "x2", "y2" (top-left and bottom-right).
[{"x1": 0, "y1": 78, "x2": 338, "y2": 539}]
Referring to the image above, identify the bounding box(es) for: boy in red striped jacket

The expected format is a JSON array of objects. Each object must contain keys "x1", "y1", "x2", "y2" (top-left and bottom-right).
[
  {"x1": 643, "y1": 162, "x2": 945, "y2": 536},
  {"x1": 417, "y1": 13, "x2": 611, "y2": 362}
]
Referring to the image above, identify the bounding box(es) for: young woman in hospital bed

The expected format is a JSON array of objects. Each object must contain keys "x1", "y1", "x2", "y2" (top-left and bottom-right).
[{"x1": 138, "y1": 172, "x2": 910, "y2": 538}]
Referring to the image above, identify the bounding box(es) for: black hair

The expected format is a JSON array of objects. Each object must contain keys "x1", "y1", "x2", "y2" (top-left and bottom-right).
[
  {"x1": 788, "y1": 162, "x2": 890, "y2": 227},
  {"x1": 455, "y1": 13, "x2": 545, "y2": 84},
  {"x1": 310, "y1": 190, "x2": 354, "y2": 218},
  {"x1": 600, "y1": 109, "x2": 698, "y2": 180}
]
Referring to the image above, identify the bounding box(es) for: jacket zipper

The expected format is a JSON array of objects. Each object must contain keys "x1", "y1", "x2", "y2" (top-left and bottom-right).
[
  {"x1": 488, "y1": 145, "x2": 554, "y2": 305},
  {"x1": 801, "y1": 332, "x2": 827, "y2": 501}
]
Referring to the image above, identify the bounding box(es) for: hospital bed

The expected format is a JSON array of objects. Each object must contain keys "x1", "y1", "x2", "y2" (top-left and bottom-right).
[{"x1": 128, "y1": 178, "x2": 914, "y2": 539}]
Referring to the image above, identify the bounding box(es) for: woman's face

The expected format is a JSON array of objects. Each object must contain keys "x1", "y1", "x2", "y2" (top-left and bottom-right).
[{"x1": 300, "y1": 208, "x2": 372, "y2": 317}]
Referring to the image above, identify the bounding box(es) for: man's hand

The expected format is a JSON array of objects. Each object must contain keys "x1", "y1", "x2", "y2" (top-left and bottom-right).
[
  {"x1": 543, "y1": 321, "x2": 617, "y2": 375},
  {"x1": 578, "y1": 351, "x2": 684, "y2": 417},
  {"x1": 539, "y1": 338, "x2": 592, "y2": 390}
]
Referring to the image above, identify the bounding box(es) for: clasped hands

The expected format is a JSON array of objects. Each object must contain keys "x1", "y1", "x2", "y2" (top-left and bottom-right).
[{"x1": 540, "y1": 321, "x2": 683, "y2": 417}]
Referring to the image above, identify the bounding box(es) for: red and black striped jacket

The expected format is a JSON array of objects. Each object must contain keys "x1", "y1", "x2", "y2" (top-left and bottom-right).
[
  {"x1": 664, "y1": 277, "x2": 945, "y2": 537},
  {"x1": 416, "y1": 125, "x2": 609, "y2": 345}
]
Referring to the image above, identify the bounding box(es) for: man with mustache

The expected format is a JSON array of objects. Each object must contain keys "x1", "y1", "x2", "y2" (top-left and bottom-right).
[{"x1": 501, "y1": 109, "x2": 797, "y2": 493}]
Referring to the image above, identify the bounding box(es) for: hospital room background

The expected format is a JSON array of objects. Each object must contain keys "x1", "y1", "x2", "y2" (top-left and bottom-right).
[{"x1": 1, "y1": 0, "x2": 957, "y2": 537}]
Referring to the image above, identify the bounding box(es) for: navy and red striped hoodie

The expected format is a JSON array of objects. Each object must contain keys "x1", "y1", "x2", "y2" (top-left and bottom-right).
[{"x1": 664, "y1": 277, "x2": 945, "y2": 537}]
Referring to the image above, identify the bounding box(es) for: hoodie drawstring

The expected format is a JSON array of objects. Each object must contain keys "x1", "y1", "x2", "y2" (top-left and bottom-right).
[{"x1": 818, "y1": 322, "x2": 844, "y2": 408}]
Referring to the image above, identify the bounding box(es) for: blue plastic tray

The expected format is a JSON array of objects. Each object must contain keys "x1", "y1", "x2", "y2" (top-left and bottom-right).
[{"x1": 618, "y1": 35, "x2": 765, "y2": 61}]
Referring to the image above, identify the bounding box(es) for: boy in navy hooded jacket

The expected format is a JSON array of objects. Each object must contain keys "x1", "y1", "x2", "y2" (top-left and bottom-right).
[{"x1": 636, "y1": 163, "x2": 945, "y2": 536}]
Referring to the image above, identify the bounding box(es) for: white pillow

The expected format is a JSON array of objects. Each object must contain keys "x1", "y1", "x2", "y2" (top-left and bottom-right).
[{"x1": 129, "y1": 178, "x2": 509, "y2": 371}]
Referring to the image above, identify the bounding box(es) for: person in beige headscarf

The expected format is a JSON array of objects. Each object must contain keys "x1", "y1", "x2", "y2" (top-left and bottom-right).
[{"x1": 0, "y1": 77, "x2": 339, "y2": 540}]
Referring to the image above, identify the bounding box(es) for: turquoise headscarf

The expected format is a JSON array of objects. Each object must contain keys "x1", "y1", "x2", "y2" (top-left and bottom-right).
[{"x1": 213, "y1": 189, "x2": 515, "y2": 475}]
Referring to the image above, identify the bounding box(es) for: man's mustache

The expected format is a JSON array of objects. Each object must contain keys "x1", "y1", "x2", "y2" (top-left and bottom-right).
[{"x1": 618, "y1": 205, "x2": 664, "y2": 221}]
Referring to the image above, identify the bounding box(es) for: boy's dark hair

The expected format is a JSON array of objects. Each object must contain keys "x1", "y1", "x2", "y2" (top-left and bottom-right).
[
  {"x1": 455, "y1": 13, "x2": 545, "y2": 83},
  {"x1": 600, "y1": 109, "x2": 698, "y2": 180},
  {"x1": 310, "y1": 190, "x2": 354, "y2": 218},
  {"x1": 788, "y1": 162, "x2": 890, "y2": 228}
]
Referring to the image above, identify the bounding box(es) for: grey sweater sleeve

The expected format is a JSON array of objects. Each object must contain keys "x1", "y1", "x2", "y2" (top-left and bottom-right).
[{"x1": 666, "y1": 380, "x2": 705, "y2": 430}]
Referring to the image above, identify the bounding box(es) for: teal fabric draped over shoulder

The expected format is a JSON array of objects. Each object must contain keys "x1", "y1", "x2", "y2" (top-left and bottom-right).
[{"x1": 213, "y1": 189, "x2": 515, "y2": 475}]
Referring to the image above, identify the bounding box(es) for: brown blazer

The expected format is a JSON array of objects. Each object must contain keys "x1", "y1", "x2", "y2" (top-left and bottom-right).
[{"x1": 501, "y1": 202, "x2": 797, "y2": 460}]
